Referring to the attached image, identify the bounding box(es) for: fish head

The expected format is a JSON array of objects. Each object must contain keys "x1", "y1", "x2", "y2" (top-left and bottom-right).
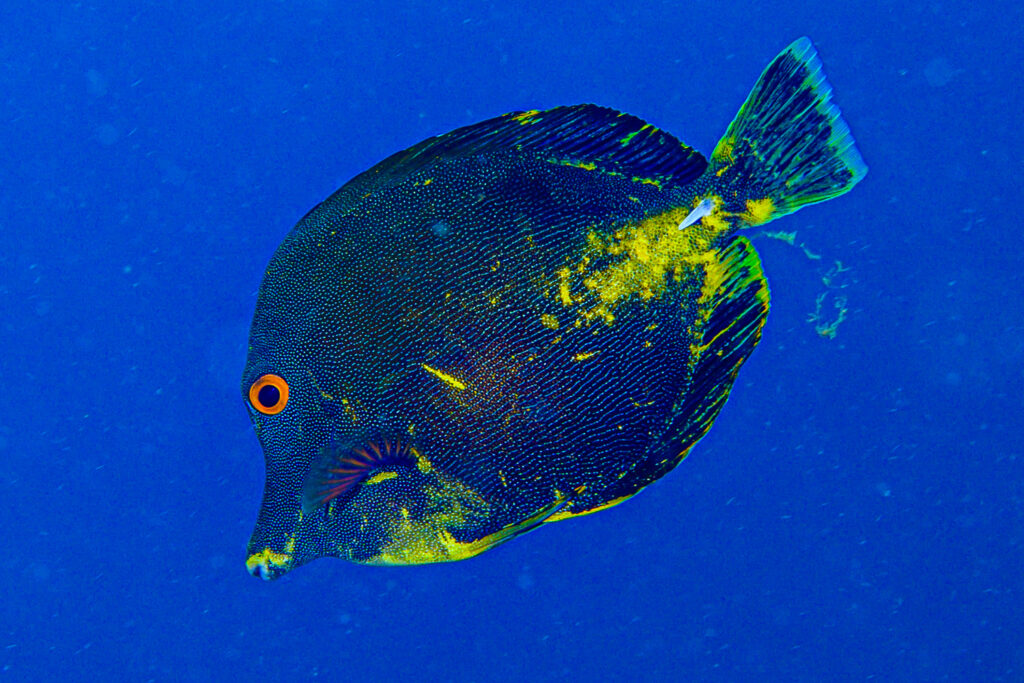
[
  {"x1": 239, "y1": 223, "x2": 495, "y2": 577},
  {"x1": 240, "y1": 227, "x2": 362, "y2": 580},
  {"x1": 241, "y1": 353, "x2": 332, "y2": 581}
]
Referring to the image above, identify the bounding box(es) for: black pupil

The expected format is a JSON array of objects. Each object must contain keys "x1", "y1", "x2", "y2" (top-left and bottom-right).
[{"x1": 257, "y1": 384, "x2": 280, "y2": 408}]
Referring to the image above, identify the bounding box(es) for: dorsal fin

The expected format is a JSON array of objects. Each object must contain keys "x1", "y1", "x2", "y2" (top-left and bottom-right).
[{"x1": 322, "y1": 105, "x2": 708, "y2": 207}]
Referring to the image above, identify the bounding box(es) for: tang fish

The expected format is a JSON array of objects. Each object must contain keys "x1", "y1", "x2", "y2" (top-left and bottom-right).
[{"x1": 243, "y1": 38, "x2": 866, "y2": 579}]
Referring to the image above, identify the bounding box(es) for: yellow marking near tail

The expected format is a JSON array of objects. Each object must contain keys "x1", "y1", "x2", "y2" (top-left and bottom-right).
[
  {"x1": 421, "y1": 364, "x2": 467, "y2": 391},
  {"x1": 740, "y1": 197, "x2": 775, "y2": 225},
  {"x1": 577, "y1": 204, "x2": 725, "y2": 321}
]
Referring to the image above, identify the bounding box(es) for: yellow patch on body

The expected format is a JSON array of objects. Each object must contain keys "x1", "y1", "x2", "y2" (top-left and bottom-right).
[
  {"x1": 340, "y1": 396, "x2": 359, "y2": 423},
  {"x1": 362, "y1": 468, "x2": 571, "y2": 565},
  {"x1": 552, "y1": 199, "x2": 734, "y2": 326},
  {"x1": 421, "y1": 364, "x2": 467, "y2": 391},
  {"x1": 365, "y1": 471, "x2": 399, "y2": 485},
  {"x1": 364, "y1": 472, "x2": 494, "y2": 565},
  {"x1": 412, "y1": 447, "x2": 433, "y2": 474}
]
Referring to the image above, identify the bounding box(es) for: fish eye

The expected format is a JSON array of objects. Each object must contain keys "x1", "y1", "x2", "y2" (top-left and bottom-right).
[{"x1": 249, "y1": 374, "x2": 289, "y2": 415}]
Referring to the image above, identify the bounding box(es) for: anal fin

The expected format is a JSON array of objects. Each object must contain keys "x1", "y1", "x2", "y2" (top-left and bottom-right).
[
  {"x1": 548, "y1": 236, "x2": 770, "y2": 519},
  {"x1": 669, "y1": 235, "x2": 770, "y2": 452}
]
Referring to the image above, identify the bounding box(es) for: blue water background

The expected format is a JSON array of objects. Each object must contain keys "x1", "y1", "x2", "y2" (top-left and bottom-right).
[{"x1": 2, "y1": 1, "x2": 1021, "y2": 680}]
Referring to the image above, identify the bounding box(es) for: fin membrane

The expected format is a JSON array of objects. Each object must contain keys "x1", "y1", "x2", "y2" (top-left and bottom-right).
[
  {"x1": 712, "y1": 37, "x2": 867, "y2": 221},
  {"x1": 326, "y1": 105, "x2": 708, "y2": 205}
]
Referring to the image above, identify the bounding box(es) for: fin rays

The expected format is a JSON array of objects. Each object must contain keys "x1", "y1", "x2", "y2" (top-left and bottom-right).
[
  {"x1": 712, "y1": 37, "x2": 867, "y2": 222},
  {"x1": 302, "y1": 439, "x2": 416, "y2": 513}
]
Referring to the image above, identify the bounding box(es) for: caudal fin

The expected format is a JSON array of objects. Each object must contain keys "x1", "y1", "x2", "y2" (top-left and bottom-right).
[{"x1": 711, "y1": 38, "x2": 867, "y2": 225}]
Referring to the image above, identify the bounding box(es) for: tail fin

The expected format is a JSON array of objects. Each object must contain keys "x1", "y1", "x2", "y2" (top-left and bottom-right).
[{"x1": 711, "y1": 38, "x2": 867, "y2": 225}]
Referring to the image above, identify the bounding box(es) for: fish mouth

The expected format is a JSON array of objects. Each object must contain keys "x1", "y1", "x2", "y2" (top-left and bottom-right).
[
  {"x1": 245, "y1": 546, "x2": 295, "y2": 581},
  {"x1": 248, "y1": 562, "x2": 275, "y2": 581}
]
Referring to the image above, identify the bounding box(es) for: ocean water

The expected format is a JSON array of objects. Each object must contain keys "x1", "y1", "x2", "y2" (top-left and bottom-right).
[{"x1": 2, "y1": 1, "x2": 1021, "y2": 680}]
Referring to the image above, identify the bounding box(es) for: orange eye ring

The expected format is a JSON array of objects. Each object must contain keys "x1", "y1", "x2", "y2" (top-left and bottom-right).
[{"x1": 249, "y1": 374, "x2": 289, "y2": 415}]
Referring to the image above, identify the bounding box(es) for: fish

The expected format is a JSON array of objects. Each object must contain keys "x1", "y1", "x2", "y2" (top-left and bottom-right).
[{"x1": 242, "y1": 37, "x2": 866, "y2": 579}]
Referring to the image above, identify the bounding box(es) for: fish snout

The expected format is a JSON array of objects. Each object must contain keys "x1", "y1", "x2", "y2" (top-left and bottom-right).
[{"x1": 245, "y1": 547, "x2": 294, "y2": 581}]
